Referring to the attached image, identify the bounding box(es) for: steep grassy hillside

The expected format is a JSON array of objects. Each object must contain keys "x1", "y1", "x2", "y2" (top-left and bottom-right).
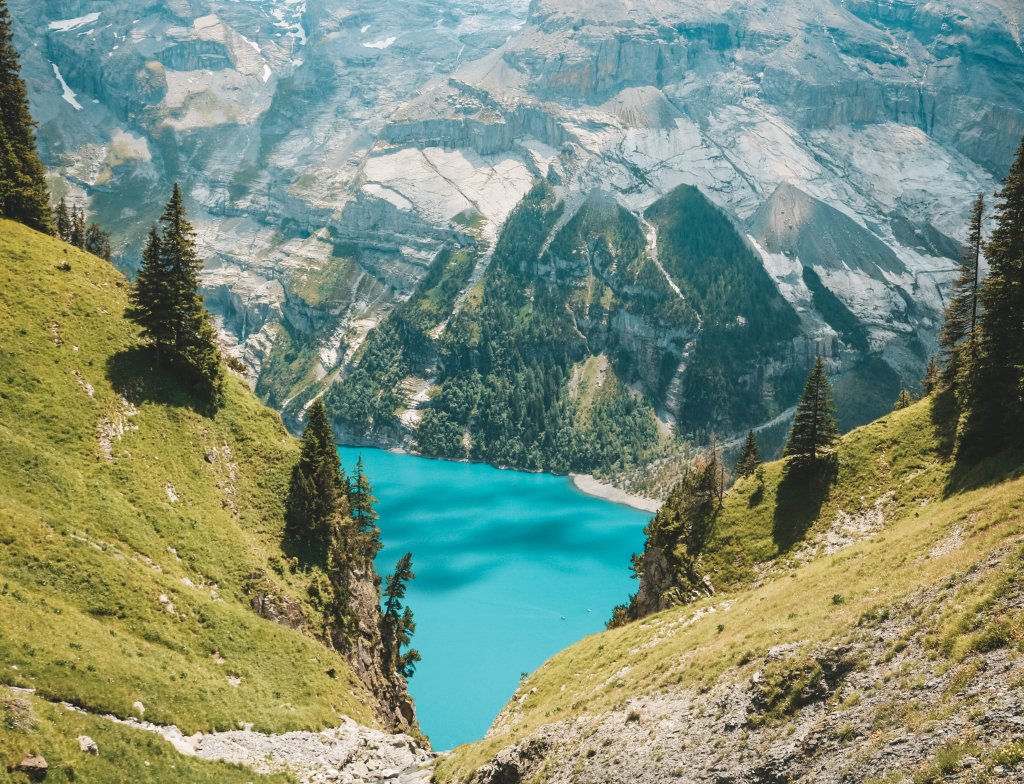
[
  {"x1": 0, "y1": 220, "x2": 379, "y2": 779},
  {"x1": 437, "y1": 399, "x2": 1024, "y2": 782}
]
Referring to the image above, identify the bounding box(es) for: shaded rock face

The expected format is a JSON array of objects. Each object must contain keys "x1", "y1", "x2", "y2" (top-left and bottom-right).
[
  {"x1": 329, "y1": 557, "x2": 415, "y2": 733},
  {"x1": 243, "y1": 560, "x2": 415, "y2": 733},
  {"x1": 13, "y1": 0, "x2": 1022, "y2": 448},
  {"x1": 12, "y1": 755, "x2": 48, "y2": 781},
  {"x1": 245, "y1": 572, "x2": 307, "y2": 631}
]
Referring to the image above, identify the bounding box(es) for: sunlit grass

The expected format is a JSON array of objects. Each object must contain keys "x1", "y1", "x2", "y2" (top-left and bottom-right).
[{"x1": 0, "y1": 220, "x2": 377, "y2": 777}]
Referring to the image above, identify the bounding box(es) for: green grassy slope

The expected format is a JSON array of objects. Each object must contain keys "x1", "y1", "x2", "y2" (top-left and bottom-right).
[
  {"x1": 437, "y1": 398, "x2": 1024, "y2": 780},
  {"x1": 0, "y1": 220, "x2": 377, "y2": 776}
]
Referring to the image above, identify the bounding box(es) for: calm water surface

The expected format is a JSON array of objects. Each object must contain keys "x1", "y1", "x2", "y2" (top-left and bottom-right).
[{"x1": 338, "y1": 447, "x2": 650, "y2": 750}]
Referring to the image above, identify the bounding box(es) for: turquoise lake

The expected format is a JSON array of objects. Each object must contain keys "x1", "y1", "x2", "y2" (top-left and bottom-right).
[{"x1": 338, "y1": 447, "x2": 651, "y2": 750}]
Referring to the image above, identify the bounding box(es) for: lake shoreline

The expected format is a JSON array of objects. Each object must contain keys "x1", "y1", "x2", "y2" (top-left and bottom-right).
[
  {"x1": 372, "y1": 444, "x2": 664, "y2": 514},
  {"x1": 570, "y1": 473, "x2": 661, "y2": 513}
]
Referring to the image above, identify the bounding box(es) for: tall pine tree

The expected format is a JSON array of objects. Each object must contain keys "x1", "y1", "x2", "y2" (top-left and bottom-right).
[
  {"x1": 381, "y1": 553, "x2": 420, "y2": 679},
  {"x1": 0, "y1": 0, "x2": 52, "y2": 233},
  {"x1": 128, "y1": 225, "x2": 174, "y2": 363},
  {"x1": 285, "y1": 398, "x2": 347, "y2": 555},
  {"x1": 735, "y1": 430, "x2": 761, "y2": 478},
  {"x1": 127, "y1": 184, "x2": 224, "y2": 403},
  {"x1": 961, "y1": 137, "x2": 1024, "y2": 454},
  {"x1": 349, "y1": 455, "x2": 381, "y2": 557},
  {"x1": 54, "y1": 196, "x2": 70, "y2": 241},
  {"x1": 69, "y1": 204, "x2": 84, "y2": 248},
  {"x1": 784, "y1": 356, "x2": 839, "y2": 462},
  {"x1": 939, "y1": 193, "x2": 985, "y2": 389}
]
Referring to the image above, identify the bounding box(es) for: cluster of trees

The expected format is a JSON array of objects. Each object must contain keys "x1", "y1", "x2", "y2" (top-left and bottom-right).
[
  {"x1": 608, "y1": 446, "x2": 725, "y2": 628},
  {"x1": 0, "y1": 0, "x2": 117, "y2": 268},
  {"x1": 127, "y1": 184, "x2": 224, "y2": 405},
  {"x1": 0, "y1": 0, "x2": 51, "y2": 234},
  {"x1": 325, "y1": 244, "x2": 479, "y2": 438},
  {"x1": 327, "y1": 320, "x2": 408, "y2": 437},
  {"x1": 285, "y1": 399, "x2": 419, "y2": 681},
  {"x1": 935, "y1": 139, "x2": 1024, "y2": 457},
  {"x1": 53, "y1": 196, "x2": 112, "y2": 261},
  {"x1": 0, "y1": 0, "x2": 113, "y2": 261}
]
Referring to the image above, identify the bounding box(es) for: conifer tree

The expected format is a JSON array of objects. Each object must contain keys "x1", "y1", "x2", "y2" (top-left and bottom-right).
[
  {"x1": 127, "y1": 184, "x2": 223, "y2": 403},
  {"x1": 285, "y1": 398, "x2": 347, "y2": 554},
  {"x1": 922, "y1": 356, "x2": 940, "y2": 395},
  {"x1": 893, "y1": 388, "x2": 912, "y2": 411},
  {"x1": 54, "y1": 196, "x2": 70, "y2": 242},
  {"x1": 961, "y1": 136, "x2": 1024, "y2": 453},
  {"x1": 127, "y1": 225, "x2": 174, "y2": 363},
  {"x1": 349, "y1": 455, "x2": 381, "y2": 557},
  {"x1": 939, "y1": 193, "x2": 985, "y2": 388},
  {"x1": 0, "y1": 0, "x2": 52, "y2": 234},
  {"x1": 69, "y1": 204, "x2": 84, "y2": 248},
  {"x1": 736, "y1": 430, "x2": 761, "y2": 478},
  {"x1": 784, "y1": 356, "x2": 839, "y2": 462},
  {"x1": 381, "y1": 553, "x2": 419, "y2": 679},
  {"x1": 84, "y1": 222, "x2": 112, "y2": 261}
]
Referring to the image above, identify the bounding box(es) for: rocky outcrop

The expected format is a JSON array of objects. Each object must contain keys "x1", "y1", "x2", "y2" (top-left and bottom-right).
[
  {"x1": 626, "y1": 542, "x2": 714, "y2": 619},
  {"x1": 7, "y1": 687, "x2": 434, "y2": 784},
  {"x1": 244, "y1": 571, "x2": 308, "y2": 631},
  {"x1": 330, "y1": 557, "x2": 417, "y2": 733}
]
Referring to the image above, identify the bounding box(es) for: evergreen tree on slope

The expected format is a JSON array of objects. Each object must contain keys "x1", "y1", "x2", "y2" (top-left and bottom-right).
[
  {"x1": 349, "y1": 455, "x2": 381, "y2": 558},
  {"x1": 127, "y1": 184, "x2": 223, "y2": 404},
  {"x1": 784, "y1": 356, "x2": 839, "y2": 463},
  {"x1": 939, "y1": 193, "x2": 985, "y2": 390},
  {"x1": 69, "y1": 204, "x2": 84, "y2": 248},
  {"x1": 0, "y1": 0, "x2": 52, "y2": 233},
  {"x1": 128, "y1": 225, "x2": 174, "y2": 363},
  {"x1": 54, "y1": 196, "x2": 70, "y2": 242},
  {"x1": 285, "y1": 398, "x2": 347, "y2": 554},
  {"x1": 381, "y1": 553, "x2": 420, "y2": 679},
  {"x1": 961, "y1": 137, "x2": 1024, "y2": 454},
  {"x1": 736, "y1": 429, "x2": 761, "y2": 478}
]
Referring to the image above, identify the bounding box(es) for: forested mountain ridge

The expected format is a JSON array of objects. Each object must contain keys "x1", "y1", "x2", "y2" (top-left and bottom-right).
[{"x1": 0, "y1": 219, "x2": 430, "y2": 782}]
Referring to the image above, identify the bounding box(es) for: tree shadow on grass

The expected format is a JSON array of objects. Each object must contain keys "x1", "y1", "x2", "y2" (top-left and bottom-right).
[
  {"x1": 929, "y1": 387, "x2": 959, "y2": 461},
  {"x1": 105, "y1": 346, "x2": 218, "y2": 417},
  {"x1": 944, "y1": 445, "x2": 1024, "y2": 497},
  {"x1": 772, "y1": 456, "x2": 838, "y2": 552},
  {"x1": 927, "y1": 388, "x2": 1024, "y2": 496}
]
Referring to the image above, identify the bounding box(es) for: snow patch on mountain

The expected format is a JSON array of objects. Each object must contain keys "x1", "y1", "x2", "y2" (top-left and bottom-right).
[
  {"x1": 47, "y1": 12, "x2": 100, "y2": 33},
  {"x1": 50, "y1": 63, "x2": 81, "y2": 110}
]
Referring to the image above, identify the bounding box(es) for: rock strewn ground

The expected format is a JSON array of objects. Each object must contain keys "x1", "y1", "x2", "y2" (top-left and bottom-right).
[
  {"x1": 12, "y1": 694, "x2": 436, "y2": 784},
  {"x1": 470, "y1": 549, "x2": 1024, "y2": 784}
]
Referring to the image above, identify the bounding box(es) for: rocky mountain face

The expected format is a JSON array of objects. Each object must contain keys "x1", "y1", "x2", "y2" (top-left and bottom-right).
[
  {"x1": 10, "y1": 0, "x2": 530, "y2": 381},
  {"x1": 12, "y1": 0, "x2": 1024, "y2": 473}
]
